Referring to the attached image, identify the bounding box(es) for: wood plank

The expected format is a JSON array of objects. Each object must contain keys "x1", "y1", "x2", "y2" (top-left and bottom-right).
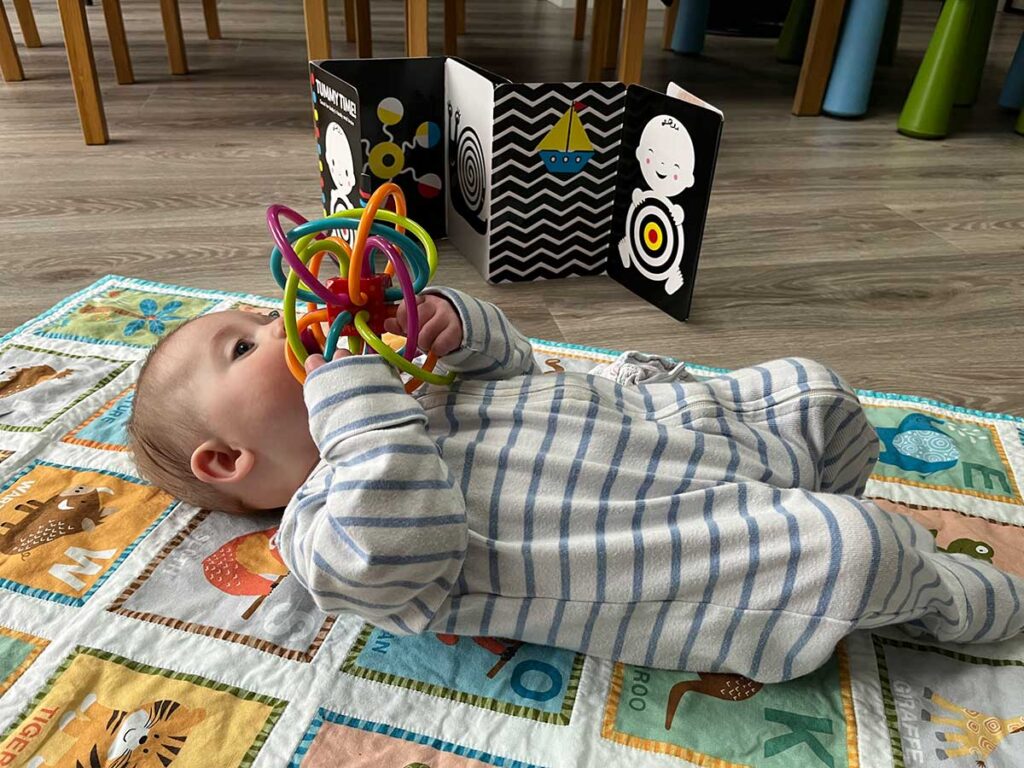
[
  {"x1": 55, "y1": 0, "x2": 107, "y2": 144},
  {"x1": 158, "y1": 0, "x2": 188, "y2": 74},
  {"x1": 302, "y1": 0, "x2": 330, "y2": 60},
  {"x1": 101, "y1": 0, "x2": 134, "y2": 85},
  {"x1": 0, "y1": 1, "x2": 25, "y2": 81},
  {"x1": 617, "y1": 0, "x2": 647, "y2": 84},
  {"x1": 12, "y1": 0, "x2": 41, "y2": 47},
  {"x1": 793, "y1": 0, "x2": 847, "y2": 116}
]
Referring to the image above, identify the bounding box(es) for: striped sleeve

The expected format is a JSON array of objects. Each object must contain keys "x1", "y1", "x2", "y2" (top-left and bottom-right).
[
  {"x1": 422, "y1": 287, "x2": 537, "y2": 380},
  {"x1": 276, "y1": 355, "x2": 467, "y2": 634}
]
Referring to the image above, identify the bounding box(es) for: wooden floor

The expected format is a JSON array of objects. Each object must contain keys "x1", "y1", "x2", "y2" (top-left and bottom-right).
[{"x1": 1, "y1": 1, "x2": 1022, "y2": 413}]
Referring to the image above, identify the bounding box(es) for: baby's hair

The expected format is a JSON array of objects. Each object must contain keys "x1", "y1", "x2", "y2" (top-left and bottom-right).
[{"x1": 127, "y1": 318, "x2": 251, "y2": 515}]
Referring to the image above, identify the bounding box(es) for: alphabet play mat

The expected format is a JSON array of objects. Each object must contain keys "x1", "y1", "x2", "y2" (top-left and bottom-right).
[{"x1": 2, "y1": 276, "x2": 1023, "y2": 768}]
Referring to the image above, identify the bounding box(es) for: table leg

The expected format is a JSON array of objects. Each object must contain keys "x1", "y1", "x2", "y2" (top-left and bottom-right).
[
  {"x1": 822, "y1": 0, "x2": 889, "y2": 117},
  {"x1": 159, "y1": 0, "x2": 188, "y2": 74},
  {"x1": 303, "y1": 0, "x2": 331, "y2": 60},
  {"x1": 793, "y1": 0, "x2": 847, "y2": 115},
  {"x1": 354, "y1": 0, "x2": 371, "y2": 58},
  {"x1": 444, "y1": 0, "x2": 457, "y2": 55},
  {"x1": 202, "y1": 0, "x2": 221, "y2": 40},
  {"x1": 588, "y1": 0, "x2": 611, "y2": 80},
  {"x1": 1, "y1": 1, "x2": 25, "y2": 81},
  {"x1": 56, "y1": 0, "x2": 108, "y2": 144},
  {"x1": 670, "y1": 0, "x2": 709, "y2": 55},
  {"x1": 12, "y1": 0, "x2": 40, "y2": 47},
  {"x1": 955, "y1": 0, "x2": 997, "y2": 105},
  {"x1": 344, "y1": 0, "x2": 355, "y2": 42},
  {"x1": 456, "y1": 0, "x2": 465, "y2": 34},
  {"x1": 662, "y1": 0, "x2": 678, "y2": 50},
  {"x1": 617, "y1": 0, "x2": 647, "y2": 84},
  {"x1": 405, "y1": 0, "x2": 426, "y2": 57},
  {"x1": 898, "y1": 0, "x2": 974, "y2": 138},
  {"x1": 604, "y1": 0, "x2": 622, "y2": 68},
  {"x1": 102, "y1": 0, "x2": 133, "y2": 84}
]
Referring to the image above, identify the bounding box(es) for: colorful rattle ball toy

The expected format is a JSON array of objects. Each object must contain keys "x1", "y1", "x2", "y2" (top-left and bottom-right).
[{"x1": 267, "y1": 182, "x2": 456, "y2": 393}]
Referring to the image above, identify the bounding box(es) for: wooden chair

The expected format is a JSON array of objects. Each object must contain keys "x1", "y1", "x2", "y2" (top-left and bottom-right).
[
  {"x1": 303, "y1": 0, "x2": 464, "y2": 61},
  {"x1": 2, "y1": 0, "x2": 225, "y2": 145}
]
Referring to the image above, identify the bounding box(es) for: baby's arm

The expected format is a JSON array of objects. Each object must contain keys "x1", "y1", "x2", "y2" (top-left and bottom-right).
[
  {"x1": 276, "y1": 356, "x2": 467, "y2": 634},
  {"x1": 388, "y1": 287, "x2": 537, "y2": 381}
]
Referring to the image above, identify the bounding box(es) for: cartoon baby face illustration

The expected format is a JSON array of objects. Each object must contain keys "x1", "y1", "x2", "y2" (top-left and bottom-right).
[
  {"x1": 325, "y1": 123, "x2": 356, "y2": 197},
  {"x1": 635, "y1": 115, "x2": 696, "y2": 198}
]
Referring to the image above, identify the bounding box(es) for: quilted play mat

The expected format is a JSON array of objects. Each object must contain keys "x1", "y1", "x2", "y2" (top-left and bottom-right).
[{"x1": 2, "y1": 275, "x2": 1024, "y2": 768}]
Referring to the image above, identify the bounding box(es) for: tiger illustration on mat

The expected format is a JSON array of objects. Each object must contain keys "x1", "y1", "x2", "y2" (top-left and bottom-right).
[{"x1": 26, "y1": 693, "x2": 206, "y2": 768}]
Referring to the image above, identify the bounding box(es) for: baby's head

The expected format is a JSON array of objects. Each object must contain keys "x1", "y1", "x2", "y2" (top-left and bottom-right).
[{"x1": 128, "y1": 309, "x2": 321, "y2": 514}]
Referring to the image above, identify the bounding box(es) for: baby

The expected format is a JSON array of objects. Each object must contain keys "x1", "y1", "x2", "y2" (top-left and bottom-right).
[{"x1": 129, "y1": 287, "x2": 1024, "y2": 683}]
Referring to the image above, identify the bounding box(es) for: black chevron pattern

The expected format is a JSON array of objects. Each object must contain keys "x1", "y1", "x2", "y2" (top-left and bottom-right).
[{"x1": 489, "y1": 83, "x2": 626, "y2": 282}]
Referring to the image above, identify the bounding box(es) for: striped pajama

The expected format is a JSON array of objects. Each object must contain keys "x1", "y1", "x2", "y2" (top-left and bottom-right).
[{"x1": 276, "y1": 288, "x2": 1024, "y2": 683}]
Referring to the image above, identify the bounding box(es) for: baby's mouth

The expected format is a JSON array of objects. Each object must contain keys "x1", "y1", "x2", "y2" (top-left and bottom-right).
[{"x1": 654, "y1": 170, "x2": 668, "y2": 180}]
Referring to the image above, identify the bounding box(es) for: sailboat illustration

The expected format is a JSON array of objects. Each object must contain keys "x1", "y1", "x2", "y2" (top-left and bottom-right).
[{"x1": 535, "y1": 101, "x2": 594, "y2": 174}]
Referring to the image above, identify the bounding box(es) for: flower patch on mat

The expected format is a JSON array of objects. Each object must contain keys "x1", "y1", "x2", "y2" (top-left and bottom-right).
[{"x1": 34, "y1": 288, "x2": 216, "y2": 348}]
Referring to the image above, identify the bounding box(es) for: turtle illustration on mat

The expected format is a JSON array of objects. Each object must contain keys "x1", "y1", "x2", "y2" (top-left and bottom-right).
[{"x1": 877, "y1": 413, "x2": 960, "y2": 475}]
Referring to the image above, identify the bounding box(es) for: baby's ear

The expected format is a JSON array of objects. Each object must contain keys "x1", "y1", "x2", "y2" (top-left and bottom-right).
[{"x1": 191, "y1": 440, "x2": 255, "y2": 487}]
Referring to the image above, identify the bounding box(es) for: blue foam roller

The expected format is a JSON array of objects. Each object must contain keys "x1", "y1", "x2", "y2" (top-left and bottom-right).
[
  {"x1": 671, "y1": 0, "x2": 710, "y2": 55},
  {"x1": 822, "y1": 0, "x2": 890, "y2": 117},
  {"x1": 999, "y1": 33, "x2": 1024, "y2": 110}
]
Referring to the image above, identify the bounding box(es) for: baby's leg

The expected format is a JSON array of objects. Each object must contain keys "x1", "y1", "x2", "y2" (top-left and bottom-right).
[{"x1": 705, "y1": 483, "x2": 1023, "y2": 682}]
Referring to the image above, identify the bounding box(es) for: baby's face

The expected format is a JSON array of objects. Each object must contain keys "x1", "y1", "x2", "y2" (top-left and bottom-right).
[
  {"x1": 160, "y1": 310, "x2": 319, "y2": 503},
  {"x1": 636, "y1": 116, "x2": 696, "y2": 198}
]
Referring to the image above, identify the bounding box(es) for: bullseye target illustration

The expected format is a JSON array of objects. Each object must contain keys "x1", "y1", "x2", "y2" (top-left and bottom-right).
[{"x1": 623, "y1": 195, "x2": 685, "y2": 294}]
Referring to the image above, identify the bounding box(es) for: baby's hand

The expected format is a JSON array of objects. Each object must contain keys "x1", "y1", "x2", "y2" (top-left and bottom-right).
[
  {"x1": 384, "y1": 295, "x2": 463, "y2": 357},
  {"x1": 304, "y1": 349, "x2": 349, "y2": 374}
]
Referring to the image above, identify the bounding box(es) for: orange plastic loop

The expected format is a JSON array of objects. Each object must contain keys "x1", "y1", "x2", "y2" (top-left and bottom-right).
[{"x1": 349, "y1": 182, "x2": 406, "y2": 307}]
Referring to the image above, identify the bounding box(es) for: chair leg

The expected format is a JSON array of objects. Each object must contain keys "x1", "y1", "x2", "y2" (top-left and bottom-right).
[
  {"x1": 1016, "y1": 107, "x2": 1023, "y2": 136},
  {"x1": 355, "y1": 0, "x2": 371, "y2": 58},
  {"x1": 618, "y1": 0, "x2": 648, "y2": 84},
  {"x1": 877, "y1": 0, "x2": 902, "y2": 65},
  {"x1": 344, "y1": 0, "x2": 355, "y2": 42},
  {"x1": 588, "y1": 0, "x2": 612, "y2": 80},
  {"x1": 0, "y1": 1, "x2": 25, "y2": 81},
  {"x1": 303, "y1": 0, "x2": 331, "y2": 60},
  {"x1": 671, "y1": 0, "x2": 710, "y2": 55},
  {"x1": 12, "y1": 0, "x2": 41, "y2": 47},
  {"x1": 573, "y1": 0, "x2": 586, "y2": 40},
  {"x1": 159, "y1": 0, "x2": 188, "y2": 74},
  {"x1": 898, "y1": 0, "x2": 974, "y2": 138},
  {"x1": 202, "y1": 0, "x2": 221, "y2": 40},
  {"x1": 822, "y1": 0, "x2": 888, "y2": 118},
  {"x1": 662, "y1": 0, "x2": 678, "y2": 51},
  {"x1": 999, "y1": 32, "x2": 1024, "y2": 110},
  {"x1": 776, "y1": 0, "x2": 815, "y2": 64},
  {"x1": 604, "y1": 0, "x2": 622, "y2": 69},
  {"x1": 954, "y1": 0, "x2": 997, "y2": 106},
  {"x1": 456, "y1": 0, "x2": 465, "y2": 33},
  {"x1": 101, "y1": 0, "x2": 133, "y2": 84},
  {"x1": 444, "y1": 0, "x2": 457, "y2": 55},
  {"x1": 405, "y1": 0, "x2": 426, "y2": 57},
  {"x1": 793, "y1": 0, "x2": 847, "y2": 115},
  {"x1": 56, "y1": 0, "x2": 108, "y2": 144}
]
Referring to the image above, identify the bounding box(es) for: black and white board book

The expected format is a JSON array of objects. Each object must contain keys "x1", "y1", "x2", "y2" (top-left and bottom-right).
[{"x1": 310, "y1": 57, "x2": 723, "y2": 322}]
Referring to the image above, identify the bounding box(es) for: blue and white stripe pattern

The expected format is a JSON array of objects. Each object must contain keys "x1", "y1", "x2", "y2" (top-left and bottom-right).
[{"x1": 277, "y1": 288, "x2": 1024, "y2": 683}]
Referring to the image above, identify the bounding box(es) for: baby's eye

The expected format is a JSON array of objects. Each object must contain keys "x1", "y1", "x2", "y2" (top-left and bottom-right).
[
  {"x1": 233, "y1": 340, "x2": 254, "y2": 359},
  {"x1": 268, "y1": 310, "x2": 281, "y2": 318}
]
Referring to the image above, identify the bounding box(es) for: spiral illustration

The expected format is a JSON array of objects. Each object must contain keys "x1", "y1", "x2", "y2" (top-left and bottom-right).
[{"x1": 457, "y1": 126, "x2": 485, "y2": 214}]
